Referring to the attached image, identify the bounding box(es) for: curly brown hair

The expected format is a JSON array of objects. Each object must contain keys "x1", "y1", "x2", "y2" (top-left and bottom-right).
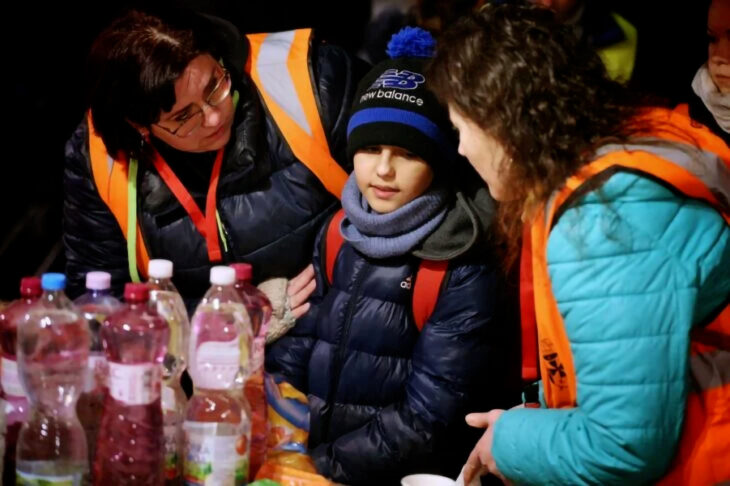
[{"x1": 427, "y1": 2, "x2": 658, "y2": 267}]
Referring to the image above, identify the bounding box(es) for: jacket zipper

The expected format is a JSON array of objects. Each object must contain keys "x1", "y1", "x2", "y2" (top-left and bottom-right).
[{"x1": 321, "y1": 263, "x2": 369, "y2": 441}]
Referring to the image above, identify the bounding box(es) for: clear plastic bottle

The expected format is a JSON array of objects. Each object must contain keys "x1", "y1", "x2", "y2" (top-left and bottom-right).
[
  {"x1": 0, "y1": 276, "x2": 41, "y2": 484},
  {"x1": 146, "y1": 259, "x2": 189, "y2": 485},
  {"x1": 93, "y1": 283, "x2": 168, "y2": 485},
  {"x1": 74, "y1": 271, "x2": 121, "y2": 475},
  {"x1": 231, "y1": 263, "x2": 272, "y2": 479},
  {"x1": 16, "y1": 273, "x2": 89, "y2": 485},
  {"x1": 185, "y1": 266, "x2": 252, "y2": 485},
  {"x1": 0, "y1": 393, "x2": 4, "y2": 480}
]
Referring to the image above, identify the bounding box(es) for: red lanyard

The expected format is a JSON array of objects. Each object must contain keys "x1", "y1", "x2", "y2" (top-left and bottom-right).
[{"x1": 152, "y1": 148, "x2": 224, "y2": 262}]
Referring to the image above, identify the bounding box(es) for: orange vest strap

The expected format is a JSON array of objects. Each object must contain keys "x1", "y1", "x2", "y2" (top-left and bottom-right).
[
  {"x1": 674, "y1": 103, "x2": 690, "y2": 117},
  {"x1": 246, "y1": 29, "x2": 348, "y2": 199},
  {"x1": 87, "y1": 112, "x2": 150, "y2": 280},
  {"x1": 323, "y1": 208, "x2": 448, "y2": 331},
  {"x1": 639, "y1": 106, "x2": 730, "y2": 162},
  {"x1": 558, "y1": 152, "x2": 730, "y2": 226},
  {"x1": 519, "y1": 223, "x2": 539, "y2": 383}
]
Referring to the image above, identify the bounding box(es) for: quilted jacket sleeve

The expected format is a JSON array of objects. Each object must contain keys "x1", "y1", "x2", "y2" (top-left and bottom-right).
[
  {"x1": 63, "y1": 119, "x2": 130, "y2": 298},
  {"x1": 310, "y1": 262, "x2": 506, "y2": 483},
  {"x1": 264, "y1": 222, "x2": 330, "y2": 393},
  {"x1": 492, "y1": 172, "x2": 730, "y2": 485}
]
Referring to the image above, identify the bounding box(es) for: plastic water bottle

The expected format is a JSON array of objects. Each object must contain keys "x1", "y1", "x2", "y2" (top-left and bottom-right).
[
  {"x1": 0, "y1": 394, "x2": 4, "y2": 480},
  {"x1": 147, "y1": 259, "x2": 189, "y2": 485},
  {"x1": 185, "y1": 266, "x2": 252, "y2": 485},
  {"x1": 93, "y1": 283, "x2": 168, "y2": 485},
  {"x1": 231, "y1": 263, "x2": 272, "y2": 479},
  {"x1": 0, "y1": 276, "x2": 41, "y2": 483},
  {"x1": 74, "y1": 271, "x2": 121, "y2": 475},
  {"x1": 16, "y1": 273, "x2": 89, "y2": 485}
]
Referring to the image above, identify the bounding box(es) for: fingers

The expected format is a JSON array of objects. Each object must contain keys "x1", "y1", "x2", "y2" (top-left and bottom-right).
[
  {"x1": 465, "y1": 412, "x2": 491, "y2": 428},
  {"x1": 288, "y1": 264, "x2": 315, "y2": 296},
  {"x1": 289, "y1": 277, "x2": 316, "y2": 310},
  {"x1": 291, "y1": 301, "x2": 311, "y2": 319},
  {"x1": 462, "y1": 447, "x2": 486, "y2": 484}
]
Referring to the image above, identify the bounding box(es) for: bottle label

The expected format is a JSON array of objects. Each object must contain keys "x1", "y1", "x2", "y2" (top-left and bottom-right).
[
  {"x1": 16, "y1": 471, "x2": 82, "y2": 485},
  {"x1": 108, "y1": 362, "x2": 161, "y2": 405},
  {"x1": 164, "y1": 422, "x2": 181, "y2": 480},
  {"x1": 83, "y1": 353, "x2": 108, "y2": 393},
  {"x1": 193, "y1": 340, "x2": 241, "y2": 389},
  {"x1": 183, "y1": 421, "x2": 249, "y2": 485},
  {"x1": 1, "y1": 356, "x2": 26, "y2": 398}
]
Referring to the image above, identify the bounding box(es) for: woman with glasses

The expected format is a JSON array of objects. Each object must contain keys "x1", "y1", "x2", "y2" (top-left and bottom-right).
[{"x1": 63, "y1": 9, "x2": 359, "y2": 310}]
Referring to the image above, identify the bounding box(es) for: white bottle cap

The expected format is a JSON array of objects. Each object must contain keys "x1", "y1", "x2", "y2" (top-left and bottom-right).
[
  {"x1": 148, "y1": 259, "x2": 173, "y2": 279},
  {"x1": 85, "y1": 271, "x2": 111, "y2": 290},
  {"x1": 210, "y1": 266, "x2": 235, "y2": 286}
]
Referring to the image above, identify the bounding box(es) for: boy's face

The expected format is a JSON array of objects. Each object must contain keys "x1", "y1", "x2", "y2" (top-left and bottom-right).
[{"x1": 354, "y1": 145, "x2": 434, "y2": 213}]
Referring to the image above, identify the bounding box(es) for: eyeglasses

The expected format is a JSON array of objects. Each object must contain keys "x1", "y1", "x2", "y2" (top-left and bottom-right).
[{"x1": 154, "y1": 69, "x2": 232, "y2": 138}]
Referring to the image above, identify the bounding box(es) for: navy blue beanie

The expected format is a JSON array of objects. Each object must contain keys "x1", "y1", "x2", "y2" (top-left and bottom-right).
[{"x1": 347, "y1": 27, "x2": 457, "y2": 169}]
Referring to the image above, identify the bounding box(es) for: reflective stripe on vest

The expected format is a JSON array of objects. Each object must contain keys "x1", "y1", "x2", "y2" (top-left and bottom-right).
[
  {"x1": 526, "y1": 108, "x2": 730, "y2": 484},
  {"x1": 88, "y1": 29, "x2": 342, "y2": 280},
  {"x1": 246, "y1": 29, "x2": 348, "y2": 199},
  {"x1": 88, "y1": 113, "x2": 149, "y2": 282}
]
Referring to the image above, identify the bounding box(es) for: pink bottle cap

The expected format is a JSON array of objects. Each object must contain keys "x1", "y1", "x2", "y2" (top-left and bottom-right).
[
  {"x1": 230, "y1": 263, "x2": 253, "y2": 282},
  {"x1": 124, "y1": 283, "x2": 149, "y2": 303},
  {"x1": 20, "y1": 276, "x2": 42, "y2": 297}
]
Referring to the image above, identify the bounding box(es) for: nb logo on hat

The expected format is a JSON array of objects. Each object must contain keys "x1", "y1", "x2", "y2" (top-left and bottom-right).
[{"x1": 369, "y1": 69, "x2": 425, "y2": 91}]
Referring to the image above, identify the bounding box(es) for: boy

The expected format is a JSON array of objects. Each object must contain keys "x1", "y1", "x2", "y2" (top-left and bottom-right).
[{"x1": 266, "y1": 28, "x2": 520, "y2": 484}]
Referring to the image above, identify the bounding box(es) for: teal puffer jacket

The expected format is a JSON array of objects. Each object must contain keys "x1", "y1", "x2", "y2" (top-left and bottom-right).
[{"x1": 492, "y1": 170, "x2": 730, "y2": 485}]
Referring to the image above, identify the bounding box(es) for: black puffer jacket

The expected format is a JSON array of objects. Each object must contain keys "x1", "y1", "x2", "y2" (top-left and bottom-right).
[
  {"x1": 63, "y1": 31, "x2": 358, "y2": 302},
  {"x1": 266, "y1": 181, "x2": 522, "y2": 484}
]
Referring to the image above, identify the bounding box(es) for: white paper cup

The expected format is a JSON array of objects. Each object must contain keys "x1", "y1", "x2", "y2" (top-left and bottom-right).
[{"x1": 401, "y1": 474, "x2": 456, "y2": 486}]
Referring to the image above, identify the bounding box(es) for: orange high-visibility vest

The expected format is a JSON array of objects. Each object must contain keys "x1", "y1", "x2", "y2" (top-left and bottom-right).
[
  {"x1": 524, "y1": 108, "x2": 730, "y2": 485},
  {"x1": 88, "y1": 28, "x2": 348, "y2": 282}
]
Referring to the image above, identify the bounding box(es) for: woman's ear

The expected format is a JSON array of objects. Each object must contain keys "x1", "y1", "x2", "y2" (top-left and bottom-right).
[{"x1": 126, "y1": 119, "x2": 150, "y2": 140}]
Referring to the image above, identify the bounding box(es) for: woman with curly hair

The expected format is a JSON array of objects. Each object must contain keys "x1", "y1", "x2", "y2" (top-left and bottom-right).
[{"x1": 427, "y1": 3, "x2": 730, "y2": 485}]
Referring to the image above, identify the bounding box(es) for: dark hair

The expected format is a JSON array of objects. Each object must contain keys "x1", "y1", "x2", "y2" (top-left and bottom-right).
[
  {"x1": 86, "y1": 9, "x2": 221, "y2": 157},
  {"x1": 427, "y1": 2, "x2": 658, "y2": 267}
]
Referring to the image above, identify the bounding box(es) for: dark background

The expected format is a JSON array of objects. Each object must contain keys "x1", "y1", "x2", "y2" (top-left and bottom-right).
[{"x1": 1, "y1": 0, "x2": 710, "y2": 300}]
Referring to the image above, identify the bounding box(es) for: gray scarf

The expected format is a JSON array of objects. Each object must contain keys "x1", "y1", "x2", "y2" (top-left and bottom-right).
[{"x1": 340, "y1": 175, "x2": 448, "y2": 259}]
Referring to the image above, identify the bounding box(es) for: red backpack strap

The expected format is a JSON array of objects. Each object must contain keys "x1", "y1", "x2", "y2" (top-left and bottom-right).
[
  {"x1": 324, "y1": 209, "x2": 346, "y2": 285},
  {"x1": 412, "y1": 260, "x2": 449, "y2": 331},
  {"x1": 519, "y1": 223, "x2": 539, "y2": 383}
]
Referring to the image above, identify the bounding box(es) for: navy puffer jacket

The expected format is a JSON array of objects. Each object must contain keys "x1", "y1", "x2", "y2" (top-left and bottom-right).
[
  {"x1": 266, "y1": 218, "x2": 521, "y2": 484},
  {"x1": 63, "y1": 28, "x2": 359, "y2": 303}
]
